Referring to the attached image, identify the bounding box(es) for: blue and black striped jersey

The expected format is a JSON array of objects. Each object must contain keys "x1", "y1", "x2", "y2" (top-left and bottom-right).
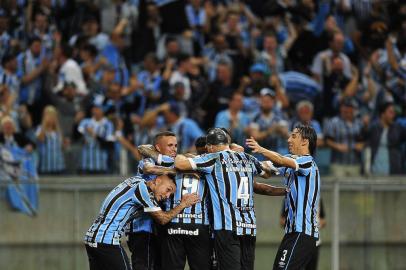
[
  {"x1": 134, "y1": 154, "x2": 210, "y2": 228},
  {"x1": 84, "y1": 176, "x2": 161, "y2": 245},
  {"x1": 189, "y1": 150, "x2": 265, "y2": 236},
  {"x1": 162, "y1": 156, "x2": 210, "y2": 226},
  {"x1": 130, "y1": 155, "x2": 175, "y2": 233},
  {"x1": 278, "y1": 154, "x2": 320, "y2": 238}
]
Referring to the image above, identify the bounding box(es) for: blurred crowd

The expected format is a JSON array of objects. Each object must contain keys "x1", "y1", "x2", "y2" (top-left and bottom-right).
[{"x1": 0, "y1": 0, "x2": 406, "y2": 176}]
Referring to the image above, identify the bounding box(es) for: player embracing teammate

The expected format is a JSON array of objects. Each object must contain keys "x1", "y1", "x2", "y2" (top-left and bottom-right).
[{"x1": 84, "y1": 124, "x2": 320, "y2": 270}]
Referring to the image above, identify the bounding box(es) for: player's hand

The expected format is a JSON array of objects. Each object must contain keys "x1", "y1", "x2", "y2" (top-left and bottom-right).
[
  {"x1": 181, "y1": 193, "x2": 200, "y2": 208},
  {"x1": 246, "y1": 137, "x2": 263, "y2": 153},
  {"x1": 264, "y1": 161, "x2": 280, "y2": 175}
]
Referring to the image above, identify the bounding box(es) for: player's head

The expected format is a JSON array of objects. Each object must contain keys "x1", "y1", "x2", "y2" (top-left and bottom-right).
[
  {"x1": 153, "y1": 174, "x2": 176, "y2": 201},
  {"x1": 194, "y1": 136, "x2": 207, "y2": 155},
  {"x1": 153, "y1": 131, "x2": 178, "y2": 158},
  {"x1": 288, "y1": 124, "x2": 317, "y2": 156},
  {"x1": 206, "y1": 128, "x2": 229, "y2": 153},
  {"x1": 207, "y1": 127, "x2": 231, "y2": 144}
]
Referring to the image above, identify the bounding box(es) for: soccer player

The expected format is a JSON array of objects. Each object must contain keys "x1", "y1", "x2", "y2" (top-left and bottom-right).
[
  {"x1": 84, "y1": 174, "x2": 199, "y2": 270},
  {"x1": 246, "y1": 124, "x2": 320, "y2": 270},
  {"x1": 159, "y1": 135, "x2": 212, "y2": 270},
  {"x1": 127, "y1": 131, "x2": 177, "y2": 270},
  {"x1": 137, "y1": 136, "x2": 212, "y2": 270},
  {"x1": 174, "y1": 128, "x2": 285, "y2": 270}
]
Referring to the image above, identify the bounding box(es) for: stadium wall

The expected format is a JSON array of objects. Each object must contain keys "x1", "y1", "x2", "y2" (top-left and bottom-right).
[{"x1": 0, "y1": 177, "x2": 405, "y2": 270}]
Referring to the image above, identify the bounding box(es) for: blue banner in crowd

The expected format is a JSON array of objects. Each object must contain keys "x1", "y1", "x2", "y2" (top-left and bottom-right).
[{"x1": 0, "y1": 145, "x2": 38, "y2": 216}]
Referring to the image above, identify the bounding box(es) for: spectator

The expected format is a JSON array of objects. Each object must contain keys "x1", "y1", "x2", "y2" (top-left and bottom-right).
[
  {"x1": 204, "y1": 60, "x2": 237, "y2": 128},
  {"x1": 286, "y1": 13, "x2": 319, "y2": 74},
  {"x1": 79, "y1": 43, "x2": 107, "y2": 86},
  {"x1": 290, "y1": 100, "x2": 324, "y2": 147},
  {"x1": 101, "y1": 0, "x2": 138, "y2": 45},
  {"x1": 366, "y1": 102, "x2": 406, "y2": 175},
  {"x1": 137, "y1": 53, "x2": 163, "y2": 107},
  {"x1": 169, "y1": 53, "x2": 192, "y2": 101},
  {"x1": 77, "y1": 101, "x2": 115, "y2": 174},
  {"x1": 101, "y1": 32, "x2": 130, "y2": 87},
  {"x1": 215, "y1": 92, "x2": 250, "y2": 146},
  {"x1": 0, "y1": 115, "x2": 35, "y2": 153},
  {"x1": 203, "y1": 33, "x2": 233, "y2": 82},
  {"x1": 131, "y1": 0, "x2": 161, "y2": 63},
  {"x1": 185, "y1": 0, "x2": 210, "y2": 55},
  {"x1": 238, "y1": 63, "x2": 270, "y2": 97},
  {"x1": 248, "y1": 88, "x2": 289, "y2": 157},
  {"x1": 53, "y1": 44, "x2": 88, "y2": 96},
  {"x1": 0, "y1": 9, "x2": 12, "y2": 61},
  {"x1": 35, "y1": 106, "x2": 66, "y2": 174},
  {"x1": 141, "y1": 102, "x2": 204, "y2": 153},
  {"x1": 0, "y1": 84, "x2": 16, "y2": 121},
  {"x1": 321, "y1": 56, "x2": 359, "y2": 117},
  {"x1": 325, "y1": 98, "x2": 365, "y2": 177},
  {"x1": 70, "y1": 15, "x2": 110, "y2": 52},
  {"x1": 16, "y1": 36, "x2": 49, "y2": 126},
  {"x1": 255, "y1": 25, "x2": 297, "y2": 74},
  {"x1": 0, "y1": 52, "x2": 19, "y2": 98},
  {"x1": 31, "y1": 11, "x2": 56, "y2": 53},
  {"x1": 311, "y1": 31, "x2": 352, "y2": 83}
]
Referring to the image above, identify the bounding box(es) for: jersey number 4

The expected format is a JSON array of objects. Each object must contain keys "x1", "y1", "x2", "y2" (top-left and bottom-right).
[
  {"x1": 237, "y1": 176, "x2": 250, "y2": 205},
  {"x1": 182, "y1": 175, "x2": 199, "y2": 195}
]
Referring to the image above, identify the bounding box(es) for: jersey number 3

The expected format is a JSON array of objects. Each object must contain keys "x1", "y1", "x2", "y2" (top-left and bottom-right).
[{"x1": 182, "y1": 175, "x2": 199, "y2": 195}]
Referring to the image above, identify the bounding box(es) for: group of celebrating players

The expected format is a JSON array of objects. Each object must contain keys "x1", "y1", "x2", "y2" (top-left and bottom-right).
[{"x1": 84, "y1": 124, "x2": 321, "y2": 270}]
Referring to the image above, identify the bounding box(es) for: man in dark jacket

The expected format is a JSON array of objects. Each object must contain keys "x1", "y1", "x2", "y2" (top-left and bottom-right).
[{"x1": 368, "y1": 102, "x2": 406, "y2": 175}]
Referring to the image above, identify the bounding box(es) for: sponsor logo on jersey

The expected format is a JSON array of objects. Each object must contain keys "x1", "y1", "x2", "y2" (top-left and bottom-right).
[{"x1": 167, "y1": 228, "x2": 200, "y2": 236}]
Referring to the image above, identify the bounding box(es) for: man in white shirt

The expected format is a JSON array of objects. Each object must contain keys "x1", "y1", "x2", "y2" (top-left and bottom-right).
[
  {"x1": 53, "y1": 44, "x2": 88, "y2": 96},
  {"x1": 311, "y1": 31, "x2": 352, "y2": 83}
]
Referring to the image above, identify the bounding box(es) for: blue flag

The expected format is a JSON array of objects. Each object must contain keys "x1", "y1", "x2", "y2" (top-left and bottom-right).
[{"x1": 0, "y1": 145, "x2": 38, "y2": 216}]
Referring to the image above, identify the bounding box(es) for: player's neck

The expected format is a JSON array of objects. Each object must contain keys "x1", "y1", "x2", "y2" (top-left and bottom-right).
[
  {"x1": 296, "y1": 149, "x2": 310, "y2": 156},
  {"x1": 210, "y1": 144, "x2": 229, "y2": 152}
]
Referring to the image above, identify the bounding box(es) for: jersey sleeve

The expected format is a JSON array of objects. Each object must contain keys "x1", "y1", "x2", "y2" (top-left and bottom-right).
[
  {"x1": 134, "y1": 182, "x2": 161, "y2": 212},
  {"x1": 251, "y1": 155, "x2": 265, "y2": 176},
  {"x1": 157, "y1": 155, "x2": 175, "y2": 167},
  {"x1": 188, "y1": 153, "x2": 217, "y2": 174},
  {"x1": 137, "y1": 158, "x2": 154, "y2": 173},
  {"x1": 293, "y1": 155, "x2": 313, "y2": 176}
]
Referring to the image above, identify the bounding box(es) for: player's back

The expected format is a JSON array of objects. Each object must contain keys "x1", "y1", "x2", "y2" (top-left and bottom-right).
[
  {"x1": 190, "y1": 150, "x2": 264, "y2": 235},
  {"x1": 85, "y1": 177, "x2": 156, "y2": 245}
]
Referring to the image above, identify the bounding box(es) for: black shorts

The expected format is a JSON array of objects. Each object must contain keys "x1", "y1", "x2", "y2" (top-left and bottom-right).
[
  {"x1": 127, "y1": 232, "x2": 160, "y2": 270},
  {"x1": 273, "y1": 232, "x2": 317, "y2": 270},
  {"x1": 214, "y1": 230, "x2": 256, "y2": 270},
  {"x1": 85, "y1": 243, "x2": 131, "y2": 270},
  {"x1": 160, "y1": 223, "x2": 211, "y2": 270}
]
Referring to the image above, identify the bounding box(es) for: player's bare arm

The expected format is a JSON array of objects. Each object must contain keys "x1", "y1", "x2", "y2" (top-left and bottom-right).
[
  {"x1": 174, "y1": 154, "x2": 194, "y2": 171},
  {"x1": 148, "y1": 193, "x2": 200, "y2": 225},
  {"x1": 246, "y1": 137, "x2": 297, "y2": 169},
  {"x1": 138, "y1": 144, "x2": 159, "y2": 160},
  {"x1": 253, "y1": 181, "x2": 287, "y2": 196},
  {"x1": 143, "y1": 162, "x2": 176, "y2": 175}
]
